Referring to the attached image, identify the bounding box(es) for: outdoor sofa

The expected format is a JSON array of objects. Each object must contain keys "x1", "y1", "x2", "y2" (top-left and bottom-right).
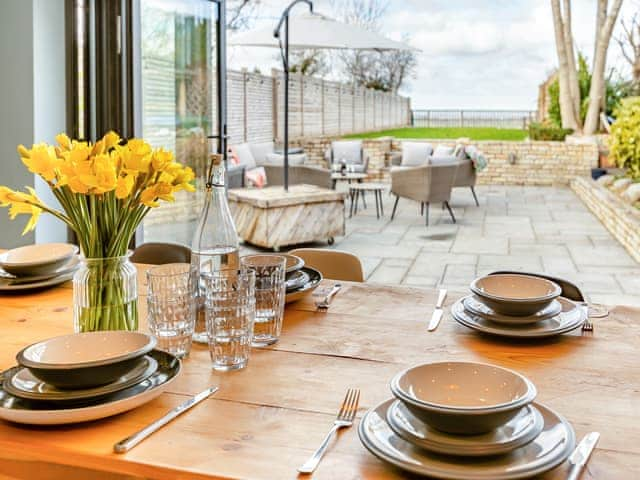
[
  {"x1": 390, "y1": 141, "x2": 479, "y2": 206},
  {"x1": 229, "y1": 141, "x2": 331, "y2": 189}
]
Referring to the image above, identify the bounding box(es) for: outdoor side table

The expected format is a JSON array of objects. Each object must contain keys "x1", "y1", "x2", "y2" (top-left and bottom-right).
[
  {"x1": 349, "y1": 183, "x2": 387, "y2": 219},
  {"x1": 228, "y1": 184, "x2": 346, "y2": 250},
  {"x1": 331, "y1": 172, "x2": 368, "y2": 189}
]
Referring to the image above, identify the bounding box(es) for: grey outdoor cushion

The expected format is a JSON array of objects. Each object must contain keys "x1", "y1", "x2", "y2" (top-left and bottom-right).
[
  {"x1": 429, "y1": 156, "x2": 458, "y2": 166},
  {"x1": 401, "y1": 142, "x2": 433, "y2": 166},
  {"x1": 233, "y1": 143, "x2": 256, "y2": 169},
  {"x1": 264, "y1": 152, "x2": 308, "y2": 166},
  {"x1": 433, "y1": 145, "x2": 455, "y2": 157},
  {"x1": 331, "y1": 140, "x2": 363, "y2": 165},
  {"x1": 250, "y1": 141, "x2": 275, "y2": 166}
]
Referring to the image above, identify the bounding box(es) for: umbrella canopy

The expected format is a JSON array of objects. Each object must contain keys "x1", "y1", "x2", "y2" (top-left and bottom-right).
[{"x1": 230, "y1": 13, "x2": 415, "y2": 51}]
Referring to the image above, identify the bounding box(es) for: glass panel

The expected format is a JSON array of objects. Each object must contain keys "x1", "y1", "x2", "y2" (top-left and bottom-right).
[{"x1": 140, "y1": 0, "x2": 215, "y2": 245}]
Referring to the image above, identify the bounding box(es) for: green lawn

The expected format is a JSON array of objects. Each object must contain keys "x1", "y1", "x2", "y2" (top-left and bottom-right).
[{"x1": 343, "y1": 127, "x2": 528, "y2": 141}]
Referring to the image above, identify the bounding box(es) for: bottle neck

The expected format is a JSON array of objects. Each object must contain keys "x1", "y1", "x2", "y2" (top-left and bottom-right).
[{"x1": 207, "y1": 162, "x2": 225, "y2": 188}]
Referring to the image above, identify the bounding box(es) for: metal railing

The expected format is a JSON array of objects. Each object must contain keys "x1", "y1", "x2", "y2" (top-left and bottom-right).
[{"x1": 411, "y1": 109, "x2": 537, "y2": 129}]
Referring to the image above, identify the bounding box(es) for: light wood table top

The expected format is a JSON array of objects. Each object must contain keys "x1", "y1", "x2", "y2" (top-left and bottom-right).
[{"x1": 0, "y1": 266, "x2": 639, "y2": 479}]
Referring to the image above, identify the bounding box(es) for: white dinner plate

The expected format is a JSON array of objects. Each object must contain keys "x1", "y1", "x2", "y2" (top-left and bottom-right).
[
  {"x1": 0, "y1": 272, "x2": 75, "y2": 292},
  {"x1": 453, "y1": 297, "x2": 585, "y2": 338},
  {"x1": 463, "y1": 295, "x2": 562, "y2": 324},
  {"x1": 0, "y1": 350, "x2": 179, "y2": 425},
  {"x1": 359, "y1": 399, "x2": 575, "y2": 480},
  {"x1": 0, "y1": 243, "x2": 78, "y2": 277},
  {"x1": 5, "y1": 355, "x2": 158, "y2": 402},
  {"x1": 386, "y1": 400, "x2": 544, "y2": 457}
]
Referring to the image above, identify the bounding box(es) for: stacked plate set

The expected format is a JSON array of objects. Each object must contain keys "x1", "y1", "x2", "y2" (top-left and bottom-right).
[
  {"x1": 283, "y1": 254, "x2": 322, "y2": 303},
  {"x1": 359, "y1": 361, "x2": 576, "y2": 479},
  {"x1": 0, "y1": 331, "x2": 180, "y2": 425},
  {"x1": 0, "y1": 243, "x2": 80, "y2": 292},
  {"x1": 452, "y1": 273, "x2": 587, "y2": 338}
]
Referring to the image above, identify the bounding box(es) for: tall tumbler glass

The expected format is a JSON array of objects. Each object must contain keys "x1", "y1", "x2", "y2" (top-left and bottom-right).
[
  {"x1": 147, "y1": 263, "x2": 196, "y2": 358},
  {"x1": 240, "y1": 255, "x2": 286, "y2": 346},
  {"x1": 204, "y1": 270, "x2": 256, "y2": 371}
]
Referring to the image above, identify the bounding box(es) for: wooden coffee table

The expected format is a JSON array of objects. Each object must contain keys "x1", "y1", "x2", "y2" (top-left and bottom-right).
[{"x1": 228, "y1": 184, "x2": 346, "y2": 250}]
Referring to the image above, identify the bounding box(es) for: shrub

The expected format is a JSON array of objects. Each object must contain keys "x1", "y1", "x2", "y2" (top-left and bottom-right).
[
  {"x1": 610, "y1": 97, "x2": 640, "y2": 179},
  {"x1": 528, "y1": 122, "x2": 573, "y2": 141}
]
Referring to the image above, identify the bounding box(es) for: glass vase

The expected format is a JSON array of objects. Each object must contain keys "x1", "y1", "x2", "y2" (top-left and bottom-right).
[{"x1": 73, "y1": 254, "x2": 138, "y2": 332}]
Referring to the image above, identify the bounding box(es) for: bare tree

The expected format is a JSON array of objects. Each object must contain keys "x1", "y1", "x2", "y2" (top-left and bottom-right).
[
  {"x1": 551, "y1": 0, "x2": 624, "y2": 134},
  {"x1": 551, "y1": 0, "x2": 581, "y2": 129},
  {"x1": 584, "y1": 0, "x2": 624, "y2": 134},
  {"x1": 562, "y1": 0, "x2": 582, "y2": 124},
  {"x1": 617, "y1": 10, "x2": 640, "y2": 86},
  {"x1": 227, "y1": 0, "x2": 260, "y2": 31},
  {"x1": 332, "y1": 0, "x2": 417, "y2": 92},
  {"x1": 288, "y1": 49, "x2": 330, "y2": 77}
]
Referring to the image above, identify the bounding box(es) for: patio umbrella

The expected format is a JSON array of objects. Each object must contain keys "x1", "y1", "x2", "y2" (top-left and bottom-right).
[{"x1": 230, "y1": 3, "x2": 415, "y2": 191}]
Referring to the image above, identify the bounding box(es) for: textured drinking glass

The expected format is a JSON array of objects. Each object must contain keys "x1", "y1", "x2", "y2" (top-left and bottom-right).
[
  {"x1": 240, "y1": 255, "x2": 286, "y2": 346},
  {"x1": 146, "y1": 263, "x2": 196, "y2": 358},
  {"x1": 205, "y1": 270, "x2": 256, "y2": 371}
]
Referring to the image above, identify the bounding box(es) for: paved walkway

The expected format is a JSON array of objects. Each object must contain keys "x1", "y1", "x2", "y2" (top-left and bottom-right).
[{"x1": 322, "y1": 184, "x2": 640, "y2": 306}]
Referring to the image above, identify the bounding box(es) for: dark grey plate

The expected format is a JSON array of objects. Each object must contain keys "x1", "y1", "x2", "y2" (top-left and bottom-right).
[
  {"x1": 4, "y1": 355, "x2": 158, "y2": 402},
  {"x1": 0, "y1": 350, "x2": 180, "y2": 425},
  {"x1": 285, "y1": 266, "x2": 322, "y2": 303},
  {"x1": 286, "y1": 269, "x2": 310, "y2": 291}
]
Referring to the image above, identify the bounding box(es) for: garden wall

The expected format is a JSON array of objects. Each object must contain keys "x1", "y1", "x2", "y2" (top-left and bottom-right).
[
  {"x1": 571, "y1": 177, "x2": 640, "y2": 263},
  {"x1": 294, "y1": 137, "x2": 598, "y2": 186}
]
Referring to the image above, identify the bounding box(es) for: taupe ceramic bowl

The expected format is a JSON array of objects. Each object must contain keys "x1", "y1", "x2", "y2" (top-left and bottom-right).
[
  {"x1": 0, "y1": 243, "x2": 78, "y2": 277},
  {"x1": 16, "y1": 331, "x2": 157, "y2": 389},
  {"x1": 390, "y1": 362, "x2": 537, "y2": 435},
  {"x1": 470, "y1": 274, "x2": 562, "y2": 317}
]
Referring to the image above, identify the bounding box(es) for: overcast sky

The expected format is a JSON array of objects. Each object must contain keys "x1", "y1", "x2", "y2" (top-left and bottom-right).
[{"x1": 228, "y1": 0, "x2": 637, "y2": 110}]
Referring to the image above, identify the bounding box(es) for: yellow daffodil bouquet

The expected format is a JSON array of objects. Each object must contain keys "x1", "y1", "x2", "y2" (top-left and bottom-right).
[{"x1": 0, "y1": 131, "x2": 195, "y2": 332}]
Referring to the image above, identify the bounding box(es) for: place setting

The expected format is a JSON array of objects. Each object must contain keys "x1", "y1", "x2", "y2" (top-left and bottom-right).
[
  {"x1": 0, "y1": 331, "x2": 184, "y2": 425},
  {"x1": 282, "y1": 253, "x2": 323, "y2": 304},
  {"x1": 0, "y1": 243, "x2": 80, "y2": 292},
  {"x1": 450, "y1": 272, "x2": 593, "y2": 339},
  {"x1": 357, "y1": 361, "x2": 599, "y2": 480}
]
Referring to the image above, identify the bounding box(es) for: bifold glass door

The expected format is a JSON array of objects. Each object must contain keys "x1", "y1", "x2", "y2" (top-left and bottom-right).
[{"x1": 138, "y1": 0, "x2": 216, "y2": 245}]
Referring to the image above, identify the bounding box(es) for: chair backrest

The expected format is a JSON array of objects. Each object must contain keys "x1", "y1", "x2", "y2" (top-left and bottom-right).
[
  {"x1": 130, "y1": 242, "x2": 191, "y2": 265},
  {"x1": 288, "y1": 248, "x2": 364, "y2": 282},
  {"x1": 401, "y1": 141, "x2": 433, "y2": 166},
  {"x1": 331, "y1": 140, "x2": 363, "y2": 165},
  {"x1": 426, "y1": 163, "x2": 459, "y2": 203},
  {"x1": 263, "y1": 165, "x2": 331, "y2": 189}
]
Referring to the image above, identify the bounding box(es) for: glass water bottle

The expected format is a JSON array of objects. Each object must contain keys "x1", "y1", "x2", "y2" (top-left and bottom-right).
[{"x1": 191, "y1": 154, "x2": 240, "y2": 343}]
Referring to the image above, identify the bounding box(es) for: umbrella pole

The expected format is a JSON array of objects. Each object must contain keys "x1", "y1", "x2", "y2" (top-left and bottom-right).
[
  {"x1": 284, "y1": 15, "x2": 289, "y2": 192},
  {"x1": 275, "y1": 0, "x2": 314, "y2": 193}
]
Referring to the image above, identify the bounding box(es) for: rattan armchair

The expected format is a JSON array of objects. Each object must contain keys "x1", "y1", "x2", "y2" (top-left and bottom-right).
[{"x1": 390, "y1": 163, "x2": 459, "y2": 226}]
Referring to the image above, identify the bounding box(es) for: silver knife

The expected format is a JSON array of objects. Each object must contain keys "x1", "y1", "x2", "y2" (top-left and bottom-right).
[
  {"x1": 428, "y1": 289, "x2": 447, "y2": 331},
  {"x1": 567, "y1": 432, "x2": 600, "y2": 480},
  {"x1": 113, "y1": 386, "x2": 219, "y2": 453}
]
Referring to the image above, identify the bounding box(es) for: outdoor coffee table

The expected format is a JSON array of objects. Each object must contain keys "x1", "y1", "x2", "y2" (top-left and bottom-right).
[
  {"x1": 228, "y1": 184, "x2": 345, "y2": 250},
  {"x1": 349, "y1": 182, "x2": 387, "y2": 219}
]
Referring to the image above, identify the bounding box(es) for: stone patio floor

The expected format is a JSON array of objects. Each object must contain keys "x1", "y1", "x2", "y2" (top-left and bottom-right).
[{"x1": 297, "y1": 184, "x2": 640, "y2": 306}]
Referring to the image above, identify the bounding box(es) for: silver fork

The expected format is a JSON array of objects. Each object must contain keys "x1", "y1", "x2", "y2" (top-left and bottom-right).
[
  {"x1": 315, "y1": 283, "x2": 342, "y2": 311},
  {"x1": 298, "y1": 388, "x2": 360, "y2": 474}
]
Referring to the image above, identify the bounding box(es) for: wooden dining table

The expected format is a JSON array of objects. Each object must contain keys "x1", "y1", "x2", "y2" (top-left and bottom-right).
[{"x1": 0, "y1": 264, "x2": 639, "y2": 479}]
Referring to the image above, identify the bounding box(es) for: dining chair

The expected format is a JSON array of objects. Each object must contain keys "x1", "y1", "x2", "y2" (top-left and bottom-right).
[
  {"x1": 130, "y1": 242, "x2": 191, "y2": 265},
  {"x1": 390, "y1": 163, "x2": 459, "y2": 226},
  {"x1": 288, "y1": 248, "x2": 364, "y2": 282}
]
